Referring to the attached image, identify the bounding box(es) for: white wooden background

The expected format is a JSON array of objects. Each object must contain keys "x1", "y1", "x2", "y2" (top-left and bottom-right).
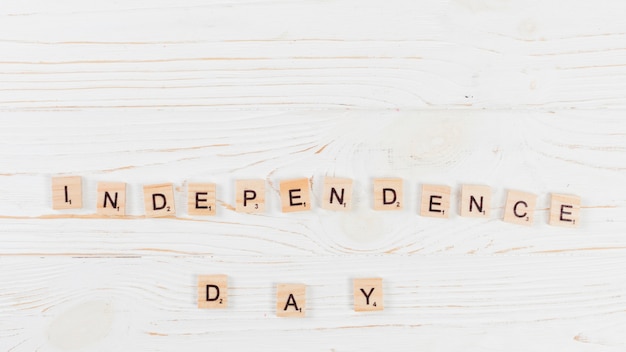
[{"x1": 1, "y1": 0, "x2": 626, "y2": 351}]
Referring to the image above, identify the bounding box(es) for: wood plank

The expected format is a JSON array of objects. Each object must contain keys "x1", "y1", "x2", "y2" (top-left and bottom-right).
[
  {"x1": 1, "y1": 1, "x2": 626, "y2": 110},
  {"x1": 1, "y1": 255, "x2": 625, "y2": 350},
  {"x1": 1, "y1": 0, "x2": 626, "y2": 349},
  {"x1": 0, "y1": 112, "x2": 623, "y2": 257}
]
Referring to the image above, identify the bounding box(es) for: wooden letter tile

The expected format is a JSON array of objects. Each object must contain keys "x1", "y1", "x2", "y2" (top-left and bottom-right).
[
  {"x1": 96, "y1": 182, "x2": 126, "y2": 216},
  {"x1": 276, "y1": 284, "x2": 306, "y2": 317},
  {"x1": 187, "y1": 183, "x2": 216, "y2": 216},
  {"x1": 280, "y1": 178, "x2": 311, "y2": 213},
  {"x1": 503, "y1": 190, "x2": 537, "y2": 226},
  {"x1": 143, "y1": 183, "x2": 176, "y2": 218},
  {"x1": 549, "y1": 193, "x2": 581, "y2": 227},
  {"x1": 321, "y1": 177, "x2": 353, "y2": 211},
  {"x1": 420, "y1": 184, "x2": 451, "y2": 218},
  {"x1": 353, "y1": 278, "x2": 384, "y2": 312},
  {"x1": 51, "y1": 176, "x2": 82, "y2": 209},
  {"x1": 235, "y1": 179, "x2": 265, "y2": 213},
  {"x1": 373, "y1": 178, "x2": 403, "y2": 210},
  {"x1": 460, "y1": 184, "x2": 491, "y2": 218},
  {"x1": 197, "y1": 275, "x2": 228, "y2": 309}
]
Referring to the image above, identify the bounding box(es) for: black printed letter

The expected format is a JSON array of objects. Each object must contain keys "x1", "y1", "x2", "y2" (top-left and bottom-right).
[
  {"x1": 330, "y1": 187, "x2": 344, "y2": 205},
  {"x1": 205, "y1": 285, "x2": 220, "y2": 301},
  {"x1": 469, "y1": 195, "x2": 483, "y2": 213},
  {"x1": 289, "y1": 189, "x2": 303, "y2": 207},
  {"x1": 195, "y1": 192, "x2": 208, "y2": 209},
  {"x1": 560, "y1": 204, "x2": 573, "y2": 222},
  {"x1": 243, "y1": 190, "x2": 256, "y2": 207},
  {"x1": 513, "y1": 201, "x2": 528, "y2": 218},
  {"x1": 429, "y1": 195, "x2": 442, "y2": 213},
  {"x1": 103, "y1": 192, "x2": 118, "y2": 209},
  {"x1": 283, "y1": 293, "x2": 299, "y2": 311},
  {"x1": 360, "y1": 288, "x2": 375, "y2": 305},
  {"x1": 383, "y1": 188, "x2": 396, "y2": 205},
  {"x1": 152, "y1": 194, "x2": 166, "y2": 211}
]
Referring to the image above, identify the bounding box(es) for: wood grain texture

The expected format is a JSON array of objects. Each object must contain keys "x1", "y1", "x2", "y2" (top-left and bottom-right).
[
  {"x1": 2, "y1": 0, "x2": 626, "y2": 111},
  {"x1": 1, "y1": 0, "x2": 626, "y2": 351}
]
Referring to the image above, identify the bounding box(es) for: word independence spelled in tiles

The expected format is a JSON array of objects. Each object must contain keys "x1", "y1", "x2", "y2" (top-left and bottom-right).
[{"x1": 50, "y1": 176, "x2": 581, "y2": 227}]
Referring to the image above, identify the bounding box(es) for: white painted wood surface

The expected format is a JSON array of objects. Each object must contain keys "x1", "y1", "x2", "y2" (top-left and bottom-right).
[{"x1": 1, "y1": 1, "x2": 626, "y2": 351}]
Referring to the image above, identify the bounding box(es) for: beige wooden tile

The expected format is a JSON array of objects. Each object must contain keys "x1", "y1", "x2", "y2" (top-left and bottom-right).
[
  {"x1": 460, "y1": 184, "x2": 491, "y2": 218},
  {"x1": 197, "y1": 275, "x2": 228, "y2": 309},
  {"x1": 321, "y1": 177, "x2": 353, "y2": 211},
  {"x1": 276, "y1": 284, "x2": 306, "y2": 317},
  {"x1": 143, "y1": 183, "x2": 176, "y2": 218},
  {"x1": 503, "y1": 190, "x2": 537, "y2": 226},
  {"x1": 420, "y1": 184, "x2": 451, "y2": 218},
  {"x1": 51, "y1": 176, "x2": 82, "y2": 210},
  {"x1": 187, "y1": 183, "x2": 216, "y2": 216},
  {"x1": 549, "y1": 193, "x2": 581, "y2": 227},
  {"x1": 235, "y1": 179, "x2": 265, "y2": 213},
  {"x1": 96, "y1": 182, "x2": 126, "y2": 216},
  {"x1": 353, "y1": 278, "x2": 384, "y2": 312},
  {"x1": 279, "y1": 178, "x2": 311, "y2": 213},
  {"x1": 373, "y1": 178, "x2": 403, "y2": 210}
]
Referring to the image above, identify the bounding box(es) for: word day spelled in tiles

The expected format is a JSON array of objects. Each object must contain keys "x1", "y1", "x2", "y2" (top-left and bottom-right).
[
  {"x1": 235, "y1": 179, "x2": 265, "y2": 213},
  {"x1": 420, "y1": 184, "x2": 451, "y2": 218},
  {"x1": 279, "y1": 178, "x2": 311, "y2": 213},
  {"x1": 143, "y1": 183, "x2": 176, "y2": 218},
  {"x1": 187, "y1": 183, "x2": 216, "y2": 216},
  {"x1": 51, "y1": 176, "x2": 82, "y2": 209},
  {"x1": 550, "y1": 193, "x2": 581, "y2": 227},
  {"x1": 96, "y1": 182, "x2": 126, "y2": 216},
  {"x1": 353, "y1": 278, "x2": 384, "y2": 312},
  {"x1": 321, "y1": 177, "x2": 353, "y2": 211},
  {"x1": 503, "y1": 190, "x2": 538, "y2": 226},
  {"x1": 276, "y1": 284, "x2": 306, "y2": 317},
  {"x1": 373, "y1": 178, "x2": 403, "y2": 210},
  {"x1": 197, "y1": 275, "x2": 228, "y2": 309},
  {"x1": 460, "y1": 184, "x2": 491, "y2": 218}
]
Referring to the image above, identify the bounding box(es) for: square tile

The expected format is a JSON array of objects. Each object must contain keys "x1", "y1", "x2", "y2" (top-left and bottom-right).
[
  {"x1": 51, "y1": 176, "x2": 82, "y2": 209},
  {"x1": 420, "y1": 184, "x2": 451, "y2": 218},
  {"x1": 279, "y1": 178, "x2": 311, "y2": 213},
  {"x1": 197, "y1": 275, "x2": 228, "y2": 309},
  {"x1": 187, "y1": 183, "x2": 216, "y2": 216},
  {"x1": 96, "y1": 182, "x2": 126, "y2": 216},
  {"x1": 235, "y1": 179, "x2": 265, "y2": 213},
  {"x1": 373, "y1": 178, "x2": 403, "y2": 210},
  {"x1": 549, "y1": 193, "x2": 581, "y2": 227},
  {"x1": 143, "y1": 183, "x2": 176, "y2": 218},
  {"x1": 503, "y1": 190, "x2": 537, "y2": 226},
  {"x1": 276, "y1": 284, "x2": 306, "y2": 317},
  {"x1": 353, "y1": 278, "x2": 384, "y2": 312},
  {"x1": 460, "y1": 184, "x2": 491, "y2": 218},
  {"x1": 321, "y1": 177, "x2": 353, "y2": 211}
]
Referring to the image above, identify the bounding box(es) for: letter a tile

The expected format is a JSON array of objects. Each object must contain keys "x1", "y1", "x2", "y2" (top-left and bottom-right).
[{"x1": 276, "y1": 284, "x2": 306, "y2": 317}]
